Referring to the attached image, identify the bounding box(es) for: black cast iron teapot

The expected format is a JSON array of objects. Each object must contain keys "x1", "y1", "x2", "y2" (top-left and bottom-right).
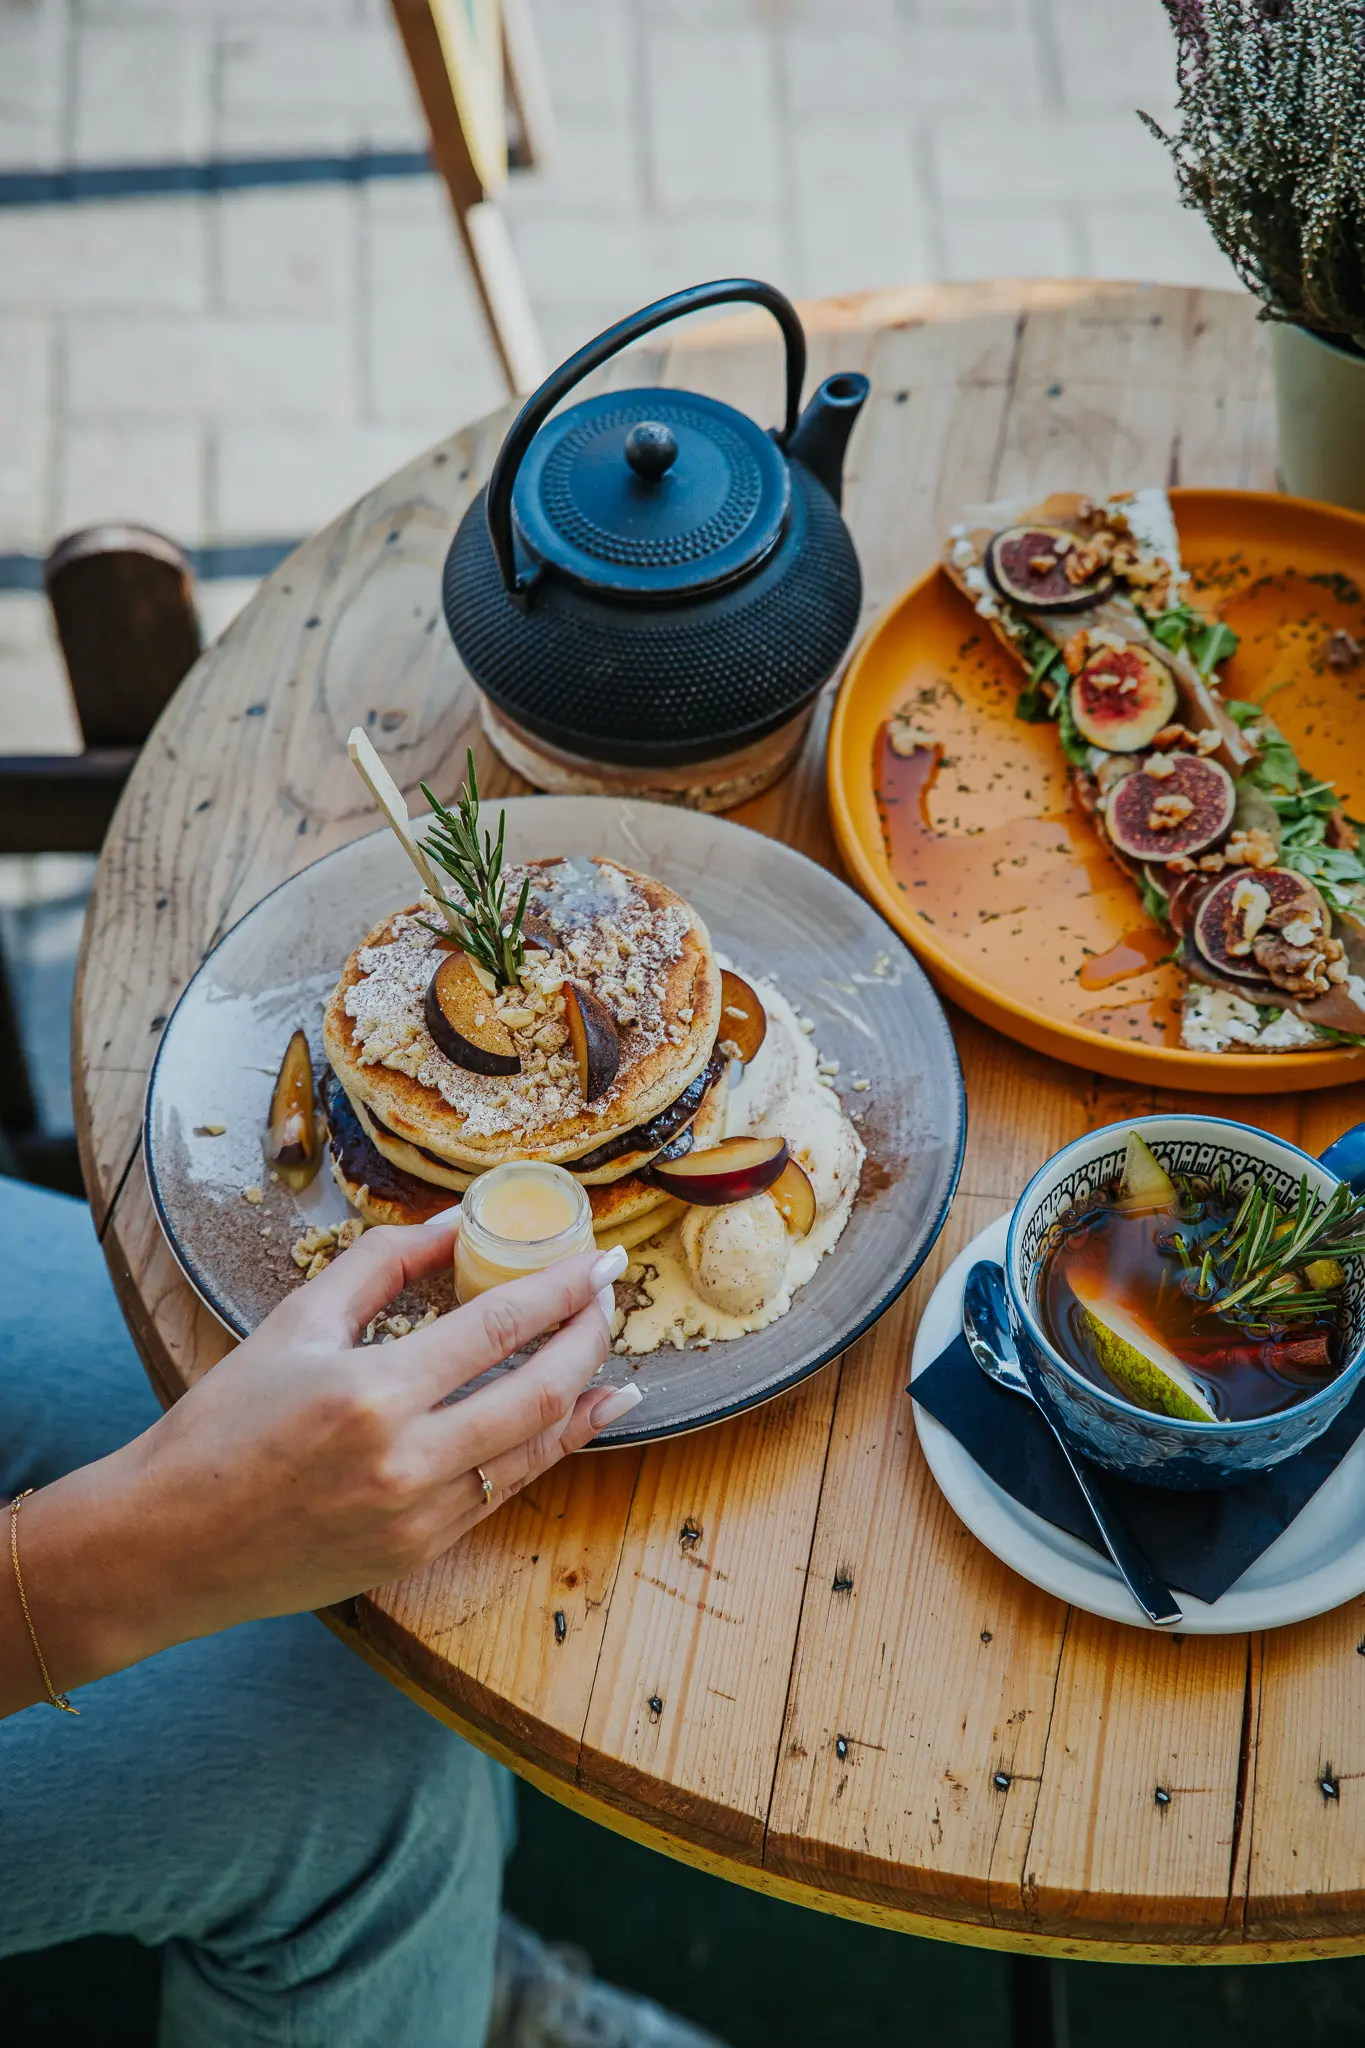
[{"x1": 442, "y1": 279, "x2": 869, "y2": 786}]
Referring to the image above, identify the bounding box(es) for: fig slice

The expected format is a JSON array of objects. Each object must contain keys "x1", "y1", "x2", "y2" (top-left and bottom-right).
[
  {"x1": 984, "y1": 525, "x2": 1114, "y2": 612},
  {"x1": 770, "y1": 1157, "x2": 817, "y2": 1236},
  {"x1": 1193, "y1": 867, "x2": 1319, "y2": 982},
  {"x1": 1105, "y1": 753, "x2": 1235, "y2": 862},
  {"x1": 265, "y1": 1028, "x2": 324, "y2": 1188},
  {"x1": 1070, "y1": 645, "x2": 1178, "y2": 752},
  {"x1": 565, "y1": 982, "x2": 622, "y2": 1102},
  {"x1": 718, "y1": 969, "x2": 767, "y2": 1064},
  {"x1": 649, "y1": 1134, "x2": 789, "y2": 1206},
  {"x1": 424, "y1": 951, "x2": 521, "y2": 1076}
]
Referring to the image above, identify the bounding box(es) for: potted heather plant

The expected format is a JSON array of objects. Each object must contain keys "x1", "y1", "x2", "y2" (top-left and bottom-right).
[{"x1": 1145, "y1": 0, "x2": 1365, "y2": 508}]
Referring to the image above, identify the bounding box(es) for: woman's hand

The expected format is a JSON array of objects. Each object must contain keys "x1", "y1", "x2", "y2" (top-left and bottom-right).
[{"x1": 3, "y1": 1217, "x2": 634, "y2": 1713}]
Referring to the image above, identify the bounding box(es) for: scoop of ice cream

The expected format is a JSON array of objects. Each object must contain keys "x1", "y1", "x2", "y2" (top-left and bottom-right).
[
  {"x1": 769, "y1": 1086, "x2": 861, "y2": 1214},
  {"x1": 680, "y1": 1194, "x2": 790, "y2": 1318}
]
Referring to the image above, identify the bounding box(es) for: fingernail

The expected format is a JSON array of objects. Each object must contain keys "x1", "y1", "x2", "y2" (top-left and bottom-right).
[
  {"x1": 589, "y1": 1382, "x2": 643, "y2": 1428},
  {"x1": 597, "y1": 1285, "x2": 617, "y2": 1324},
  {"x1": 428, "y1": 1204, "x2": 463, "y2": 1226},
  {"x1": 589, "y1": 1244, "x2": 628, "y2": 1288}
]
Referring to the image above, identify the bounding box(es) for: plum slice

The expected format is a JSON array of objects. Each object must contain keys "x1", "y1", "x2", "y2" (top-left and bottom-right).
[
  {"x1": 264, "y1": 1027, "x2": 324, "y2": 1188},
  {"x1": 1105, "y1": 753, "x2": 1235, "y2": 862},
  {"x1": 770, "y1": 1157, "x2": 817, "y2": 1236},
  {"x1": 424, "y1": 951, "x2": 521, "y2": 1076},
  {"x1": 984, "y1": 526, "x2": 1114, "y2": 612},
  {"x1": 565, "y1": 982, "x2": 622, "y2": 1102},
  {"x1": 1193, "y1": 867, "x2": 1319, "y2": 982},
  {"x1": 649, "y1": 1134, "x2": 789, "y2": 1206},
  {"x1": 1070, "y1": 645, "x2": 1178, "y2": 752},
  {"x1": 718, "y1": 969, "x2": 767, "y2": 1064}
]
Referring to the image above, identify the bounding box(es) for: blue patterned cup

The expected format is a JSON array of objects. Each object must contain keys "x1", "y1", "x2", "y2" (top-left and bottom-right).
[{"x1": 1004, "y1": 1113, "x2": 1365, "y2": 1490}]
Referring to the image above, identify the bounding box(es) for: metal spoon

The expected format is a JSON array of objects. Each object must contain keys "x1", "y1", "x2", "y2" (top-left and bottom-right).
[{"x1": 962, "y1": 1260, "x2": 1183, "y2": 1629}]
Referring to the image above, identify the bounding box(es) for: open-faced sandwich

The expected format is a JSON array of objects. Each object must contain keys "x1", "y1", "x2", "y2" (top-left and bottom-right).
[
  {"x1": 939, "y1": 488, "x2": 1365, "y2": 1055},
  {"x1": 282, "y1": 742, "x2": 863, "y2": 1353}
]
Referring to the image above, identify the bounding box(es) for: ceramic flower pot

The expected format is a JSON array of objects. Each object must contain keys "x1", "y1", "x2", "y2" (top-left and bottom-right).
[
  {"x1": 1004, "y1": 1113, "x2": 1365, "y2": 1490},
  {"x1": 1271, "y1": 321, "x2": 1365, "y2": 511}
]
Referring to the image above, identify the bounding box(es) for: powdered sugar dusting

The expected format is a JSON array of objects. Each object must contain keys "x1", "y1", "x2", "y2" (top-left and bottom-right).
[{"x1": 342, "y1": 858, "x2": 697, "y2": 1138}]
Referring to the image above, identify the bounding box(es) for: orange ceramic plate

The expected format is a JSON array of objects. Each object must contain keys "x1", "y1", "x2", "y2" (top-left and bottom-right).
[{"x1": 829, "y1": 489, "x2": 1365, "y2": 1093}]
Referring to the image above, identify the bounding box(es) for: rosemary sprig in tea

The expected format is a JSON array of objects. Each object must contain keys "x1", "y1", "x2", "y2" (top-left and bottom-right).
[
  {"x1": 1196, "y1": 1172, "x2": 1365, "y2": 1327},
  {"x1": 417, "y1": 749, "x2": 529, "y2": 990}
]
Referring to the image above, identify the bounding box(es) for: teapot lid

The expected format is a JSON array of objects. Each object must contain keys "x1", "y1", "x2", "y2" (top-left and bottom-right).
[{"x1": 511, "y1": 388, "x2": 790, "y2": 599}]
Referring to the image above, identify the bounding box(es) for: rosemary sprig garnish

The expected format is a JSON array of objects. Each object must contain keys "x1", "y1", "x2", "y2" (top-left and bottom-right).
[
  {"x1": 417, "y1": 749, "x2": 529, "y2": 990},
  {"x1": 1194, "y1": 1171, "x2": 1365, "y2": 1327}
]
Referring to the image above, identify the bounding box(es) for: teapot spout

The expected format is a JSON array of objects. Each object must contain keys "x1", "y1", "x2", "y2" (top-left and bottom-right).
[{"x1": 786, "y1": 372, "x2": 870, "y2": 509}]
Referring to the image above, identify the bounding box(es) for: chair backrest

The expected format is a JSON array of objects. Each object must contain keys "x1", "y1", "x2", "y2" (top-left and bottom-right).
[{"x1": 44, "y1": 524, "x2": 201, "y2": 750}]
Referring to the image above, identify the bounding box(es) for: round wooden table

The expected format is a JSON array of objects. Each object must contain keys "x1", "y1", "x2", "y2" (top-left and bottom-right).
[{"x1": 76, "y1": 281, "x2": 1365, "y2": 1963}]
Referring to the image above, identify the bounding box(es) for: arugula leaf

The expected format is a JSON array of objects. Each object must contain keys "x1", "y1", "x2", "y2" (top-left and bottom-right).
[
  {"x1": 1053, "y1": 680, "x2": 1091, "y2": 768},
  {"x1": 1148, "y1": 604, "x2": 1239, "y2": 675},
  {"x1": 1246, "y1": 736, "x2": 1302, "y2": 794},
  {"x1": 1190, "y1": 619, "x2": 1239, "y2": 675},
  {"x1": 1137, "y1": 865, "x2": 1170, "y2": 924},
  {"x1": 1150, "y1": 603, "x2": 1201, "y2": 654},
  {"x1": 1224, "y1": 697, "x2": 1263, "y2": 729},
  {"x1": 1013, "y1": 621, "x2": 1068, "y2": 723},
  {"x1": 1303, "y1": 1023, "x2": 1365, "y2": 1048}
]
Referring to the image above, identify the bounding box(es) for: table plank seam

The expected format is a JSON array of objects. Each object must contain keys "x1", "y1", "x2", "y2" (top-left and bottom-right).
[
  {"x1": 572, "y1": 1447, "x2": 648, "y2": 1793},
  {"x1": 985, "y1": 310, "x2": 1028, "y2": 502},
  {"x1": 757, "y1": 1353, "x2": 848, "y2": 1871},
  {"x1": 1009, "y1": 1601, "x2": 1073, "y2": 1930},
  {"x1": 1231, "y1": 1633, "x2": 1267, "y2": 1935},
  {"x1": 94, "y1": 1137, "x2": 142, "y2": 1246}
]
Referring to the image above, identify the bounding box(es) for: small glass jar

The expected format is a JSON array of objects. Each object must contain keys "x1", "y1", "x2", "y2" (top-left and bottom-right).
[{"x1": 455, "y1": 1160, "x2": 595, "y2": 1303}]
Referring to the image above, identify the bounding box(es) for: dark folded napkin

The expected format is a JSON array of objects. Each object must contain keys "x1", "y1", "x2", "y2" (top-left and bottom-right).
[{"x1": 910, "y1": 1333, "x2": 1365, "y2": 1604}]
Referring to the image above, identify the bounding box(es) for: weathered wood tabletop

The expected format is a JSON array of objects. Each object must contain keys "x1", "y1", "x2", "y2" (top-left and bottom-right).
[{"x1": 75, "y1": 281, "x2": 1365, "y2": 1961}]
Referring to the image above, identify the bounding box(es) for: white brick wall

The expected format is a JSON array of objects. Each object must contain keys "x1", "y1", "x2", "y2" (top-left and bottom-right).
[{"x1": 73, "y1": 24, "x2": 214, "y2": 164}]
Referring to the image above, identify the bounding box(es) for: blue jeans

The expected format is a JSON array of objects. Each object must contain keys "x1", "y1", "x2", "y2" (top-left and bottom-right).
[{"x1": 0, "y1": 1178, "x2": 512, "y2": 2047}]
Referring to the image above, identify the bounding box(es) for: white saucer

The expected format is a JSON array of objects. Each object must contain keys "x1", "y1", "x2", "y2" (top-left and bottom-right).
[{"x1": 911, "y1": 1214, "x2": 1365, "y2": 1633}]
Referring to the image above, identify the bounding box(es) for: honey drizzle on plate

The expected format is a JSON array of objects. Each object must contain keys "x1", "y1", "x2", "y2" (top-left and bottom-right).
[{"x1": 874, "y1": 723, "x2": 1184, "y2": 1045}]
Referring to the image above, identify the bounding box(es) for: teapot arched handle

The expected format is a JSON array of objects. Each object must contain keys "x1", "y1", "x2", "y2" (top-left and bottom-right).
[
  {"x1": 483, "y1": 278, "x2": 807, "y2": 596},
  {"x1": 1320, "y1": 1123, "x2": 1365, "y2": 1196}
]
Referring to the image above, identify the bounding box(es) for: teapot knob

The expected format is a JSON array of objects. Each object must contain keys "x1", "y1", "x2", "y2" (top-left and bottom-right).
[{"x1": 623, "y1": 421, "x2": 678, "y2": 481}]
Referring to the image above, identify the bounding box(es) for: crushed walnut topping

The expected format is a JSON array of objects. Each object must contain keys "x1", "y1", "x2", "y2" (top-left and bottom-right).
[
  {"x1": 1149, "y1": 722, "x2": 1221, "y2": 756},
  {"x1": 1225, "y1": 878, "x2": 1271, "y2": 955},
  {"x1": 1148, "y1": 792, "x2": 1195, "y2": 832},
  {"x1": 1327, "y1": 629, "x2": 1362, "y2": 672},
  {"x1": 1062, "y1": 629, "x2": 1090, "y2": 676},
  {"x1": 1223, "y1": 827, "x2": 1279, "y2": 870},
  {"x1": 886, "y1": 718, "x2": 937, "y2": 756},
  {"x1": 1144, "y1": 751, "x2": 1177, "y2": 780},
  {"x1": 1236, "y1": 888, "x2": 1347, "y2": 996},
  {"x1": 291, "y1": 1216, "x2": 367, "y2": 1279}
]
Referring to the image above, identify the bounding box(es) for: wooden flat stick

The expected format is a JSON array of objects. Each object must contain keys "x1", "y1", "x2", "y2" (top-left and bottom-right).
[{"x1": 346, "y1": 726, "x2": 461, "y2": 935}]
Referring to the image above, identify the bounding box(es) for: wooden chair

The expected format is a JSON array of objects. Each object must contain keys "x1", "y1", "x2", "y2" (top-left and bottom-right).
[
  {"x1": 0, "y1": 526, "x2": 200, "y2": 1189},
  {"x1": 388, "y1": 0, "x2": 551, "y2": 395}
]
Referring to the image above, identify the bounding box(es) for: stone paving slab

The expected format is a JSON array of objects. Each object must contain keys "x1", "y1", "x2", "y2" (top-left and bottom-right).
[{"x1": 0, "y1": 0, "x2": 1231, "y2": 757}]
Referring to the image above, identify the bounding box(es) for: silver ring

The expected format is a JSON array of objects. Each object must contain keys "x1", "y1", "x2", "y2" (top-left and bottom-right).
[{"x1": 475, "y1": 1466, "x2": 494, "y2": 1506}]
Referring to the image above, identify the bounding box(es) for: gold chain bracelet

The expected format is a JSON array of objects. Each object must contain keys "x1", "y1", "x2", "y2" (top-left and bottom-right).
[{"x1": 9, "y1": 1491, "x2": 78, "y2": 1715}]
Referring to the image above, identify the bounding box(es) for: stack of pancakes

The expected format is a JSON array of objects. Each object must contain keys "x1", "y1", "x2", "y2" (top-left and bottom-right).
[{"x1": 321, "y1": 856, "x2": 726, "y2": 1249}]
